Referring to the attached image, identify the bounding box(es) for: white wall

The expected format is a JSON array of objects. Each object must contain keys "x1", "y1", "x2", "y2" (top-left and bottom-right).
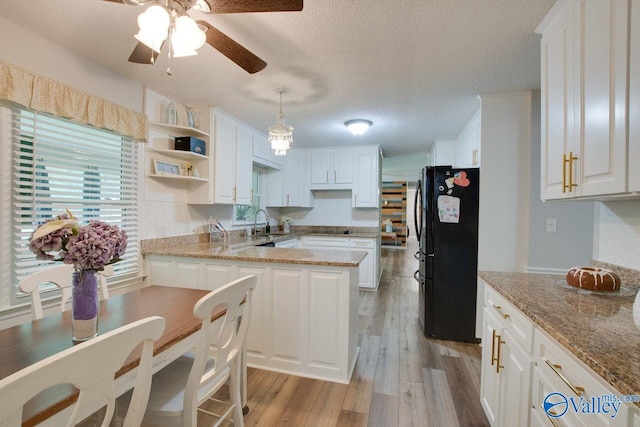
[
  {"x1": 0, "y1": 16, "x2": 142, "y2": 113},
  {"x1": 527, "y1": 91, "x2": 594, "y2": 272},
  {"x1": 477, "y1": 91, "x2": 532, "y2": 272},
  {"x1": 594, "y1": 200, "x2": 640, "y2": 270},
  {"x1": 281, "y1": 190, "x2": 379, "y2": 226}
]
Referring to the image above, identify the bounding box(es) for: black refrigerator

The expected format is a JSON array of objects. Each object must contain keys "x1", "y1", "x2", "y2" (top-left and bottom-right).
[{"x1": 414, "y1": 166, "x2": 480, "y2": 343}]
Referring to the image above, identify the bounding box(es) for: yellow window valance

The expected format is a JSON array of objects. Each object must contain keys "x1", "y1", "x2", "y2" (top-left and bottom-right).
[{"x1": 0, "y1": 61, "x2": 148, "y2": 141}]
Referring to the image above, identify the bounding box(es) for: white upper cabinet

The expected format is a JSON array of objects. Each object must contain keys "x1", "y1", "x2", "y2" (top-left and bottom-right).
[
  {"x1": 576, "y1": 0, "x2": 629, "y2": 196},
  {"x1": 201, "y1": 109, "x2": 253, "y2": 205},
  {"x1": 427, "y1": 140, "x2": 457, "y2": 167},
  {"x1": 537, "y1": 0, "x2": 633, "y2": 200},
  {"x1": 266, "y1": 148, "x2": 313, "y2": 207},
  {"x1": 252, "y1": 132, "x2": 284, "y2": 171},
  {"x1": 310, "y1": 148, "x2": 354, "y2": 189},
  {"x1": 537, "y1": 0, "x2": 577, "y2": 199},
  {"x1": 456, "y1": 109, "x2": 481, "y2": 168},
  {"x1": 234, "y1": 124, "x2": 253, "y2": 205},
  {"x1": 352, "y1": 147, "x2": 380, "y2": 208},
  {"x1": 252, "y1": 131, "x2": 271, "y2": 163},
  {"x1": 629, "y1": 0, "x2": 640, "y2": 192}
]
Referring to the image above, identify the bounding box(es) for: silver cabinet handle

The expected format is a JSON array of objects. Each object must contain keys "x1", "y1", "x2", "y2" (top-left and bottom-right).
[{"x1": 413, "y1": 270, "x2": 420, "y2": 282}]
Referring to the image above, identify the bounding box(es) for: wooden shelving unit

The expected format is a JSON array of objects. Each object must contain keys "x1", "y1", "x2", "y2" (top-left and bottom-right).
[{"x1": 381, "y1": 181, "x2": 407, "y2": 247}]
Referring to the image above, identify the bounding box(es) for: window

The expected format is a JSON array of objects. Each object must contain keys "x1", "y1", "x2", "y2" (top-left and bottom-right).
[
  {"x1": 233, "y1": 166, "x2": 268, "y2": 226},
  {"x1": 1, "y1": 102, "x2": 139, "y2": 305}
]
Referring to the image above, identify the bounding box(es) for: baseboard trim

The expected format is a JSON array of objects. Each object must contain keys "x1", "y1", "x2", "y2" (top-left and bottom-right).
[{"x1": 525, "y1": 266, "x2": 567, "y2": 275}]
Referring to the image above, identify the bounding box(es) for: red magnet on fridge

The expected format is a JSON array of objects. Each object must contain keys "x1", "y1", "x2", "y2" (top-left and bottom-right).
[{"x1": 453, "y1": 171, "x2": 471, "y2": 187}]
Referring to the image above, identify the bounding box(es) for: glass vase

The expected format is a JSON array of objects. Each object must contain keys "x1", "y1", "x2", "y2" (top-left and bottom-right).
[{"x1": 72, "y1": 269, "x2": 99, "y2": 343}]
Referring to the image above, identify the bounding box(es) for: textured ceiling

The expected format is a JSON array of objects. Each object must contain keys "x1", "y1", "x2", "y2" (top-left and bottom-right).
[{"x1": 0, "y1": 0, "x2": 554, "y2": 159}]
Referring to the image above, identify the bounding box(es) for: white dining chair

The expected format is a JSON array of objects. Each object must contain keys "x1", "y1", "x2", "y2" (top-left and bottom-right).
[
  {"x1": 0, "y1": 316, "x2": 166, "y2": 427},
  {"x1": 19, "y1": 264, "x2": 114, "y2": 320},
  {"x1": 140, "y1": 275, "x2": 257, "y2": 427}
]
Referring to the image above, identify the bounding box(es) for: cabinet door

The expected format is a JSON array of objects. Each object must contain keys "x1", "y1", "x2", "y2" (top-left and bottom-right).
[
  {"x1": 252, "y1": 131, "x2": 271, "y2": 162},
  {"x1": 576, "y1": 0, "x2": 629, "y2": 196},
  {"x1": 285, "y1": 149, "x2": 303, "y2": 206},
  {"x1": 629, "y1": 0, "x2": 640, "y2": 192},
  {"x1": 499, "y1": 330, "x2": 533, "y2": 427},
  {"x1": 350, "y1": 239, "x2": 375, "y2": 288},
  {"x1": 285, "y1": 149, "x2": 309, "y2": 206},
  {"x1": 310, "y1": 150, "x2": 332, "y2": 184},
  {"x1": 270, "y1": 268, "x2": 303, "y2": 362},
  {"x1": 540, "y1": 0, "x2": 577, "y2": 200},
  {"x1": 238, "y1": 266, "x2": 269, "y2": 359},
  {"x1": 480, "y1": 308, "x2": 502, "y2": 427},
  {"x1": 357, "y1": 249, "x2": 373, "y2": 288},
  {"x1": 353, "y1": 149, "x2": 379, "y2": 208},
  {"x1": 214, "y1": 113, "x2": 237, "y2": 204},
  {"x1": 235, "y1": 125, "x2": 253, "y2": 205},
  {"x1": 308, "y1": 271, "x2": 344, "y2": 367},
  {"x1": 333, "y1": 149, "x2": 354, "y2": 184}
]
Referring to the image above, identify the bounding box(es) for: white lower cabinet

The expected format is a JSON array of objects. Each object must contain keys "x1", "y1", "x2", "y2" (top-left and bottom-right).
[
  {"x1": 299, "y1": 236, "x2": 379, "y2": 289},
  {"x1": 480, "y1": 293, "x2": 534, "y2": 427},
  {"x1": 480, "y1": 279, "x2": 639, "y2": 427},
  {"x1": 145, "y1": 255, "x2": 359, "y2": 383}
]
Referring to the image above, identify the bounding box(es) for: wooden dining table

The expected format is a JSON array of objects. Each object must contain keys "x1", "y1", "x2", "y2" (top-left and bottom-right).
[{"x1": 0, "y1": 285, "x2": 215, "y2": 426}]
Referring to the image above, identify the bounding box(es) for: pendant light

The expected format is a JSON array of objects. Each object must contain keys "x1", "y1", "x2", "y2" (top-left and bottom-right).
[{"x1": 268, "y1": 89, "x2": 293, "y2": 156}]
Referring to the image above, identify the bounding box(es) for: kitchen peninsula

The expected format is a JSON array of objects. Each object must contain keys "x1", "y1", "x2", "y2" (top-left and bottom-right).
[{"x1": 141, "y1": 231, "x2": 369, "y2": 384}]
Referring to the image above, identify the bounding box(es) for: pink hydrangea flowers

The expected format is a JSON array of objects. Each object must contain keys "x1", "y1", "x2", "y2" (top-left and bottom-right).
[{"x1": 28, "y1": 211, "x2": 127, "y2": 272}]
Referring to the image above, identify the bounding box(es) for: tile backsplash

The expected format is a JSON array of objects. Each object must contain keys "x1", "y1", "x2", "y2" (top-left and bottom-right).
[{"x1": 595, "y1": 200, "x2": 640, "y2": 270}]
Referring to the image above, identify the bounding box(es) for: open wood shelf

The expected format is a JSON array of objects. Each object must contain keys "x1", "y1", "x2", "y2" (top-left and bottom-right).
[{"x1": 381, "y1": 181, "x2": 407, "y2": 247}]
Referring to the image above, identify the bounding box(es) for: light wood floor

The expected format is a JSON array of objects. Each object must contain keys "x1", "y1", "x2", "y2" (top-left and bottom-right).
[{"x1": 197, "y1": 239, "x2": 490, "y2": 427}]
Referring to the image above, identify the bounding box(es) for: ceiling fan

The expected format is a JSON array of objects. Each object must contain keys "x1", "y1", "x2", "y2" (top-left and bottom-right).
[{"x1": 102, "y1": 0, "x2": 303, "y2": 74}]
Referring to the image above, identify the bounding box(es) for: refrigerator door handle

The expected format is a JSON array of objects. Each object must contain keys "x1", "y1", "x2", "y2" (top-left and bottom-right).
[{"x1": 414, "y1": 179, "x2": 422, "y2": 242}]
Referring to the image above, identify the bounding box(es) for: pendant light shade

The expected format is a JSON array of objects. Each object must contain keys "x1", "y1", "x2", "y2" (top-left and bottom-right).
[{"x1": 268, "y1": 89, "x2": 293, "y2": 156}]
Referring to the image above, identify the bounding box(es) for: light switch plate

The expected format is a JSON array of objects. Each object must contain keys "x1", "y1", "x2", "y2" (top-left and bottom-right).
[{"x1": 545, "y1": 218, "x2": 557, "y2": 233}]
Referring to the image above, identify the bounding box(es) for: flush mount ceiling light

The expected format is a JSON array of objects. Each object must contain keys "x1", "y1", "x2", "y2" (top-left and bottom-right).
[
  {"x1": 268, "y1": 89, "x2": 294, "y2": 156},
  {"x1": 345, "y1": 119, "x2": 373, "y2": 136}
]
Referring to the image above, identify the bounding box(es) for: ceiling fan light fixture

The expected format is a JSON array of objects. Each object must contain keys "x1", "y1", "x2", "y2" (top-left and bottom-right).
[
  {"x1": 345, "y1": 119, "x2": 373, "y2": 136},
  {"x1": 174, "y1": 15, "x2": 207, "y2": 50},
  {"x1": 268, "y1": 90, "x2": 294, "y2": 156},
  {"x1": 135, "y1": 5, "x2": 170, "y2": 52}
]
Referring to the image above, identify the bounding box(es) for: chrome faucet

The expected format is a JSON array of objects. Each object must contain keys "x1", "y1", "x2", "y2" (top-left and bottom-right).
[{"x1": 253, "y1": 209, "x2": 270, "y2": 235}]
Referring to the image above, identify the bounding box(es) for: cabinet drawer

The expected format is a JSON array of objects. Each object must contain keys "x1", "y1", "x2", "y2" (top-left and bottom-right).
[
  {"x1": 349, "y1": 238, "x2": 374, "y2": 249},
  {"x1": 301, "y1": 236, "x2": 350, "y2": 248},
  {"x1": 485, "y1": 286, "x2": 535, "y2": 353},
  {"x1": 534, "y1": 329, "x2": 619, "y2": 427},
  {"x1": 532, "y1": 366, "x2": 588, "y2": 427}
]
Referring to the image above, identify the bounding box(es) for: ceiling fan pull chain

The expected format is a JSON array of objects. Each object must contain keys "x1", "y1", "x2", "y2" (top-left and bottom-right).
[{"x1": 166, "y1": 25, "x2": 174, "y2": 75}]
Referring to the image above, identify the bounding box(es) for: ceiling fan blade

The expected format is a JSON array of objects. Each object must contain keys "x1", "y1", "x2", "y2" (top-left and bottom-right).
[
  {"x1": 205, "y1": 0, "x2": 303, "y2": 14},
  {"x1": 197, "y1": 21, "x2": 267, "y2": 74},
  {"x1": 128, "y1": 42, "x2": 162, "y2": 64}
]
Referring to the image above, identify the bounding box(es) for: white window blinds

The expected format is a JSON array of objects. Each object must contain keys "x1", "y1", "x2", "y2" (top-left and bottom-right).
[{"x1": 6, "y1": 103, "x2": 139, "y2": 295}]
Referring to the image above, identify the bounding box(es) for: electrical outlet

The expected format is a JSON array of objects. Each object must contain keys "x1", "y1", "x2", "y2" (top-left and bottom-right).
[
  {"x1": 156, "y1": 224, "x2": 166, "y2": 236},
  {"x1": 545, "y1": 218, "x2": 557, "y2": 233}
]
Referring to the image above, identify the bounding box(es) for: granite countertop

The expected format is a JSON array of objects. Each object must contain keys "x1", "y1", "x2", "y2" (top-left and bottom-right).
[
  {"x1": 141, "y1": 236, "x2": 367, "y2": 267},
  {"x1": 479, "y1": 270, "x2": 640, "y2": 402}
]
